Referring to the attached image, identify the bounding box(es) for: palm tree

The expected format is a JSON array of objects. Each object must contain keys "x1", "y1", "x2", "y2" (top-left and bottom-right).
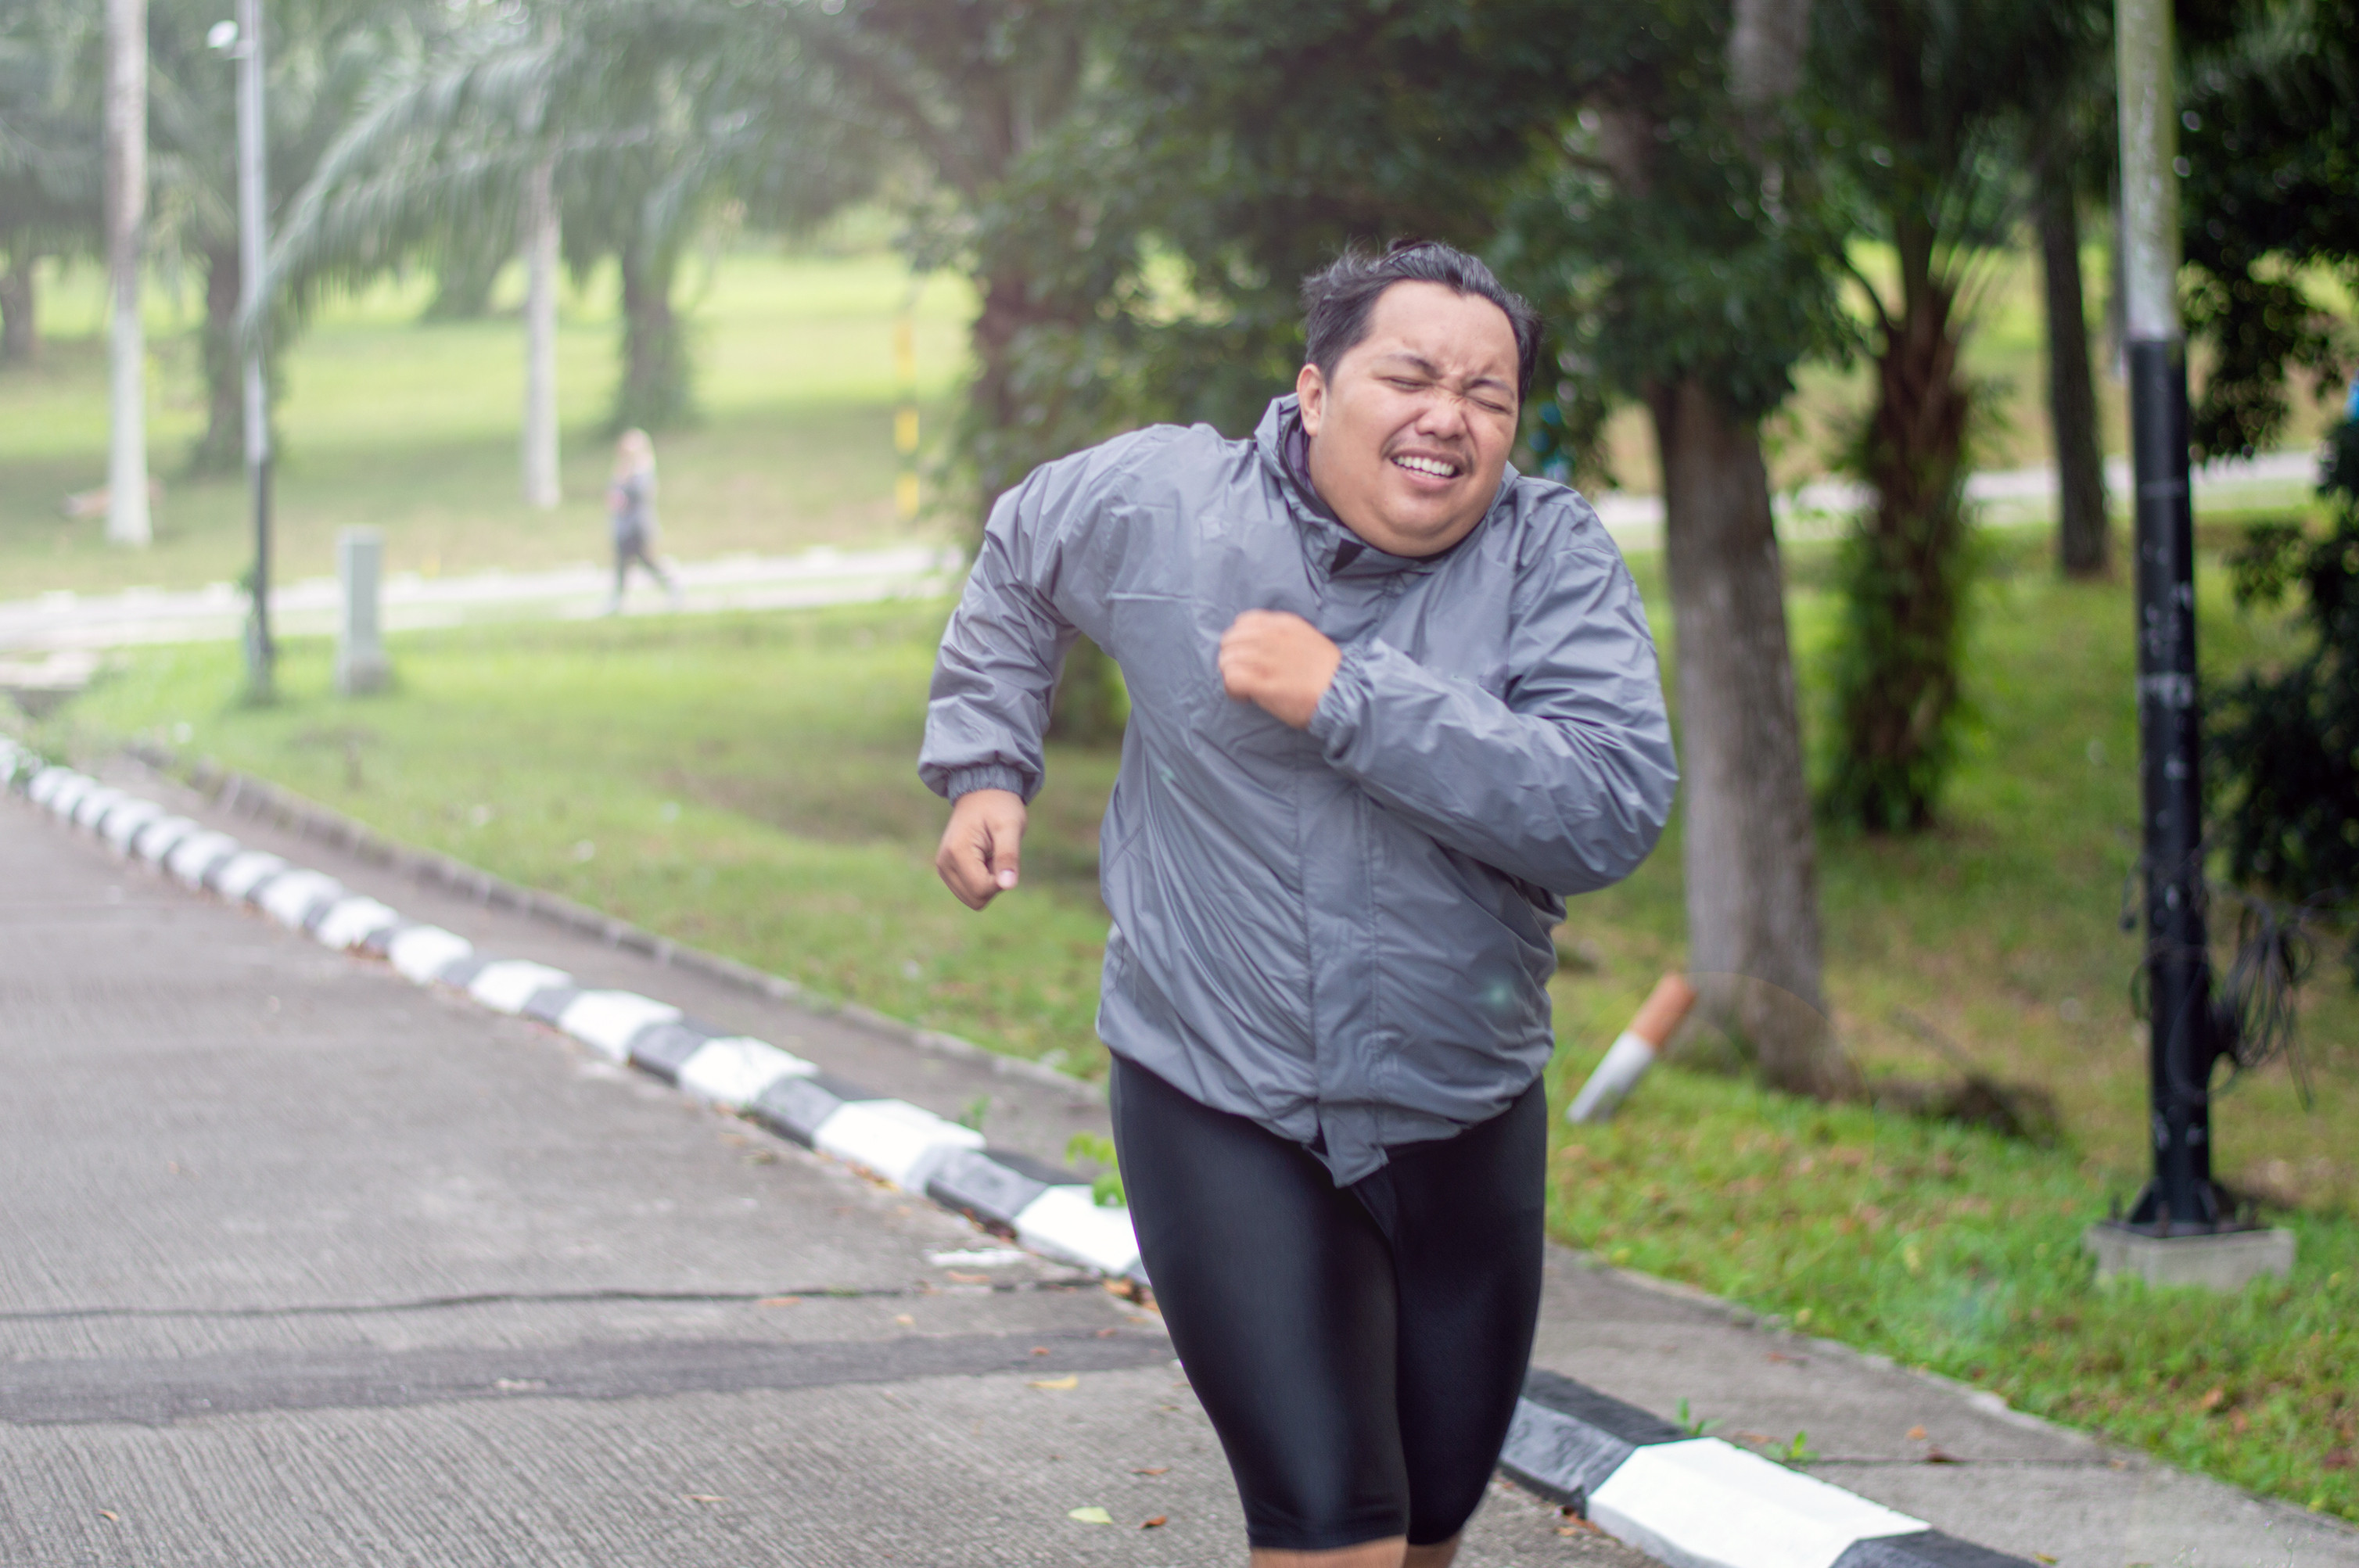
[
  {"x1": 0, "y1": 0, "x2": 102, "y2": 365},
  {"x1": 268, "y1": 0, "x2": 876, "y2": 461},
  {"x1": 1813, "y1": 0, "x2": 2111, "y2": 831}
]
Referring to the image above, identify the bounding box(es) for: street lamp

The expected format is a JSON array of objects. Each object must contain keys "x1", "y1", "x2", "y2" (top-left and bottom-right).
[
  {"x1": 2092, "y1": 0, "x2": 2293, "y2": 1288},
  {"x1": 210, "y1": 2, "x2": 272, "y2": 701}
]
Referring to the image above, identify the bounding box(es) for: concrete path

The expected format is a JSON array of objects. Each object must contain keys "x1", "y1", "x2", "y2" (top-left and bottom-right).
[
  {"x1": 0, "y1": 769, "x2": 1632, "y2": 1567},
  {"x1": 9, "y1": 756, "x2": 2357, "y2": 1566},
  {"x1": 0, "y1": 448, "x2": 2324, "y2": 656}
]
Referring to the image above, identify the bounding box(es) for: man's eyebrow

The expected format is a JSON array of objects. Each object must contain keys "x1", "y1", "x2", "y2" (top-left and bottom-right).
[{"x1": 1370, "y1": 350, "x2": 1513, "y2": 392}]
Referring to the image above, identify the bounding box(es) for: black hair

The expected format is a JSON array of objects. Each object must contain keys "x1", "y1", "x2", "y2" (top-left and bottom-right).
[{"x1": 1299, "y1": 239, "x2": 1543, "y2": 404}]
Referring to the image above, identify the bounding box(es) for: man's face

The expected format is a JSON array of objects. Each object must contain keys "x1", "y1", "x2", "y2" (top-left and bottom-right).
[{"x1": 1297, "y1": 280, "x2": 1521, "y2": 559}]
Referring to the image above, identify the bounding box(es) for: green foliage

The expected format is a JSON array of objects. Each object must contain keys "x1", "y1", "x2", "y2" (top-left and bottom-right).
[
  {"x1": 1065, "y1": 1132, "x2": 1127, "y2": 1208},
  {"x1": 2209, "y1": 424, "x2": 2359, "y2": 914},
  {"x1": 2178, "y1": 0, "x2": 2359, "y2": 461},
  {"x1": 1808, "y1": 0, "x2": 2108, "y2": 831},
  {"x1": 1548, "y1": 1064, "x2": 2359, "y2": 1522},
  {"x1": 1820, "y1": 438, "x2": 1981, "y2": 832}
]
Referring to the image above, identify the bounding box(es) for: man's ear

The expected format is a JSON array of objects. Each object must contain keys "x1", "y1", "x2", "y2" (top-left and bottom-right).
[{"x1": 1295, "y1": 362, "x2": 1327, "y2": 436}]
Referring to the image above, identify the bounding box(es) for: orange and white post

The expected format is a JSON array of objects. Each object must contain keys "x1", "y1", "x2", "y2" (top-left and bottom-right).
[{"x1": 1564, "y1": 972, "x2": 1697, "y2": 1125}]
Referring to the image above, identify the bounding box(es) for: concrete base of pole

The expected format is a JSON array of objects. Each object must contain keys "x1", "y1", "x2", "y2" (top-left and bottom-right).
[{"x1": 2083, "y1": 1221, "x2": 2294, "y2": 1290}]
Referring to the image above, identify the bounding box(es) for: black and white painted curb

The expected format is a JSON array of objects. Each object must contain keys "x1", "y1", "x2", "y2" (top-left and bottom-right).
[
  {"x1": 2, "y1": 741, "x2": 1144, "y2": 1284},
  {"x1": 1502, "y1": 1369, "x2": 2036, "y2": 1566},
  {"x1": 5, "y1": 737, "x2": 2040, "y2": 1568}
]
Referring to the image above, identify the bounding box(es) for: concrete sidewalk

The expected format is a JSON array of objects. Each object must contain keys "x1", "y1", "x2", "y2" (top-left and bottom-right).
[
  {"x1": 11, "y1": 752, "x2": 2359, "y2": 1566},
  {"x1": 0, "y1": 448, "x2": 2324, "y2": 656}
]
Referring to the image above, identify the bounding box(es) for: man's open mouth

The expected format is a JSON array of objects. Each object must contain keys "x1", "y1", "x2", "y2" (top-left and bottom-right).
[{"x1": 1391, "y1": 454, "x2": 1460, "y2": 479}]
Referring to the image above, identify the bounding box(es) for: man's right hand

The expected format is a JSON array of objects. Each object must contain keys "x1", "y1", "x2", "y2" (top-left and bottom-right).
[{"x1": 935, "y1": 788, "x2": 1028, "y2": 910}]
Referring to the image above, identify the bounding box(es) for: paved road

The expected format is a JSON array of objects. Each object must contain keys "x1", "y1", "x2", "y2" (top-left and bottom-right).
[
  {"x1": 0, "y1": 777, "x2": 1634, "y2": 1566},
  {"x1": 9, "y1": 758, "x2": 2357, "y2": 1566}
]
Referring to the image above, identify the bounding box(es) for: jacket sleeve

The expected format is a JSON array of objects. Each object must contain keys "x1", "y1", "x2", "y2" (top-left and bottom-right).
[
  {"x1": 1306, "y1": 523, "x2": 1678, "y2": 895},
  {"x1": 918, "y1": 435, "x2": 1158, "y2": 802}
]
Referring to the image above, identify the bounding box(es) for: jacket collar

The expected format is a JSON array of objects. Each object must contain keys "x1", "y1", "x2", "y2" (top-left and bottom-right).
[{"x1": 1252, "y1": 394, "x2": 1513, "y2": 580}]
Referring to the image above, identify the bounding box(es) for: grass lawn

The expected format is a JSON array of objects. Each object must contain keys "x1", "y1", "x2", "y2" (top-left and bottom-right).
[
  {"x1": 0, "y1": 246, "x2": 975, "y2": 599},
  {"x1": 27, "y1": 522, "x2": 2357, "y2": 1523}
]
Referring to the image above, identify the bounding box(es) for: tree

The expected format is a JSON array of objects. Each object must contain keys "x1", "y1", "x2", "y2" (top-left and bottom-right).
[
  {"x1": 271, "y1": 0, "x2": 874, "y2": 444},
  {"x1": 1812, "y1": 0, "x2": 2109, "y2": 832},
  {"x1": 106, "y1": 0, "x2": 150, "y2": 546},
  {"x1": 1500, "y1": 0, "x2": 1860, "y2": 1098},
  {"x1": 2209, "y1": 418, "x2": 2359, "y2": 919},
  {"x1": 136, "y1": 0, "x2": 431, "y2": 475},
  {"x1": 2175, "y1": 0, "x2": 2358, "y2": 462},
  {"x1": 2025, "y1": 42, "x2": 2114, "y2": 579},
  {"x1": 0, "y1": 0, "x2": 102, "y2": 367}
]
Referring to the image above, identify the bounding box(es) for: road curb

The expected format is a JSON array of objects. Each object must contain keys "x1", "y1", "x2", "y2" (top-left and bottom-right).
[{"x1": 3, "y1": 735, "x2": 2044, "y2": 1568}]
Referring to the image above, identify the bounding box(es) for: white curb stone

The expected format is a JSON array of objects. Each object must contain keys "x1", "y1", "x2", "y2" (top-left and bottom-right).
[
  {"x1": 1012, "y1": 1185, "x2": 1144, "y2": 1277},
  {"x1": 99, "y1": 798, "x2": 164, "y2": 850},
  {"x1": 44, "y1": 773, "x2": 95, "y2": 818},
  {"x1": 814, "y1": 1099, "x2": 987, "y2": 1190},
  {"x1": 25, "y1": 766, "x2": 66, "y2": 806},
  {"x1": 314, "y1": 895, "x2": 401, "y2": 951},
  {"x1": 468, "y1": 960, "x2": 574, "y2": 1015},
  {"x1": 211, "y1": 849, "x2": 289, "y2": 902},
  {"x1": 388, "y1": 924, "x2": 475, "y2": 984},
  {"x1": 72, "y1": 787, "x2": 129, "y2": 830},
  {"x1": 167, "y1": 831, "x2": 241, "y2": 888},
  {"x1": 133, "y1": 815, "x2": 200, "y2": 863},
  {"x1": 556, "y1": 990, "x2": 682, "y2": 1061},
  {"x1": 1588, "y1": 1438, "x2": 1928, "y2": 1568},
  {"x1": 676, "y1": 1037, "x2": 816, "y2": 1108},
  {"x1": 259, "y1": 869, "x2": 344, "y2": 930}
]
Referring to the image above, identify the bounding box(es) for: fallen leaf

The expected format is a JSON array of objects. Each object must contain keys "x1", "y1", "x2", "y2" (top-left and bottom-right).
[
  {"x1": 2034, "y1": 1555, "x2": 2059, "y2": 1565},
  {"x1": 99, "y1": 1512, "x2": 118, "y2": 1523},
  {"x1": 1068, "y1": 1506, "x2": 1113, "y2": 1525},
  {"x1": 1031, "y1": 1374, "x2": 1079, "y2": 1390},
  {"x1": 2196, "y1": 1386, "x2": 2226, "y2": 1412},
  {"x1": 1031, "y1": 1346, "x2": 1050, "y2": 1355},
  {"x1": 683, "y1": 1494, "x2": 727, "y2": 1504},
  {"x1": 1905, "y1": 1425, "x2": 1929, "y2": 1441},
  {"x1": 1133, "y1": 1466, "x2": 1169, "y2": 1477},
  {"x1": 895, "y1": 1314, "x2": 915, "y2": 1326},
  {"x1": 1140, "y1": 1516, "x2": 1168, "y2": 1529},
  {"x1": 759, "y1": 1296, "x2": 802, "y2": 1307},
  {"x1": 946, "y1": 1271, "x2": 990, "y2": 1284},
  {"x1": 1923, "y1": 1447, "x2": 1962, "y2": 1465},
  {"x1": 1096, "y1": 1326, "x2": 1118, "y2": 1337}
]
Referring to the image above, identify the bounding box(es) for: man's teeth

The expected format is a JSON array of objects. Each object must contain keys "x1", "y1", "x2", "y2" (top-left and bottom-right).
[{"x1": 1393, "y1": 454, "x2": 1457, "y2": 478}]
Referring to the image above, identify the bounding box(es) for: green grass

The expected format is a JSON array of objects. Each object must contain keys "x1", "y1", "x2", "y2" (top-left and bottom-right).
[
  {"x1": 0, "y1": 246, "x2": 975, "y2": 598},
  {"x1": 29, "y1": 521, "x2": 2357, "y2": 1523}
]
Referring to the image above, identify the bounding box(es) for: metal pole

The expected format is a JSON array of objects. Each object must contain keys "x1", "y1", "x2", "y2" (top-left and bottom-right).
[
  {"x1": 234, "y1": 0, "x2": 274, "y2": 699},
  {"x1": 103, "y1": 0, "x2": 151, "y2": 548},
  {"x1": 2116, "y1": 0, "x2": 2221, "y2": 1233}
]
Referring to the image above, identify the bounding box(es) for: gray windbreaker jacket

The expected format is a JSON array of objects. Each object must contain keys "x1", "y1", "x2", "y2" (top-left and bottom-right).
[{"x1": 921, "y1": 394, "x2": 1677, "y2": 1184}]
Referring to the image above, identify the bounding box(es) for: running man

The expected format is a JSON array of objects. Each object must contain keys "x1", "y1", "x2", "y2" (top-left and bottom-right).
[{"x1": 921, "y1": 240, "x2": 1676, "y2": 1567}]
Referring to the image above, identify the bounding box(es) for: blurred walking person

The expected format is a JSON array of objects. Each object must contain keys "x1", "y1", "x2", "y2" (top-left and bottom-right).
[{"x1": 605, "y1": 428, "x2": 680, "y2": 614}]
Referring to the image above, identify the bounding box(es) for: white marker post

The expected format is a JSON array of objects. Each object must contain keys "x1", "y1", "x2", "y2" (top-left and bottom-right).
[{"x1": 1566, "y1": 972, "x2": 1698, "y2": 1125}]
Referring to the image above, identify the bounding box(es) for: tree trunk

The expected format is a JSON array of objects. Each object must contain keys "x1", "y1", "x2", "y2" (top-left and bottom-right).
[
  {"x1": 520, "y1": 152, "x2": 560, "y2": 506},
  {"x1": 1829, "y1": 253, "x2": 1972, "y2": 832},
  {"x1": 613, "y1": 243, "x2": 690, "y2": 433},
  {"x1": 1652, "y1": 378, "x2": 1858, "y2": 1101},
  {"x1": 189, "y1": 242, "x2": 245, "y2": 475},
  {"x1": 2038, "y1": 163, "x2": 2109, "y2": 578},
  {"x1": 105, "y1": 0, "x2": 150, "y2": 546},
  {"x1": 0, "y1": 255, "x2": 34, "y2": 363}
]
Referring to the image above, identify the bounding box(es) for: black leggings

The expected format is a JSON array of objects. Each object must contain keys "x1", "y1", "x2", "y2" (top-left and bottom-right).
[{"x1": 1110, "y1": 1057, "x2": 1546, "y2": 1552}]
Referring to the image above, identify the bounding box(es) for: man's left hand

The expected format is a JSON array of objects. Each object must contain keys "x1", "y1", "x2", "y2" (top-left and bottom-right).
[{"x1": 1219, "y1": 610, "x2": 1342, "y2": 729}]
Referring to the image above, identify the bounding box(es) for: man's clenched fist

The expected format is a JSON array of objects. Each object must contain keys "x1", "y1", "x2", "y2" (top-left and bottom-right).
[
  {"x1": 1219, "y1": 610, "x2": 1341, "y2": 729},
  {"x1": 935, "y1": 788, "x2": 1027, "y2": 910}
]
